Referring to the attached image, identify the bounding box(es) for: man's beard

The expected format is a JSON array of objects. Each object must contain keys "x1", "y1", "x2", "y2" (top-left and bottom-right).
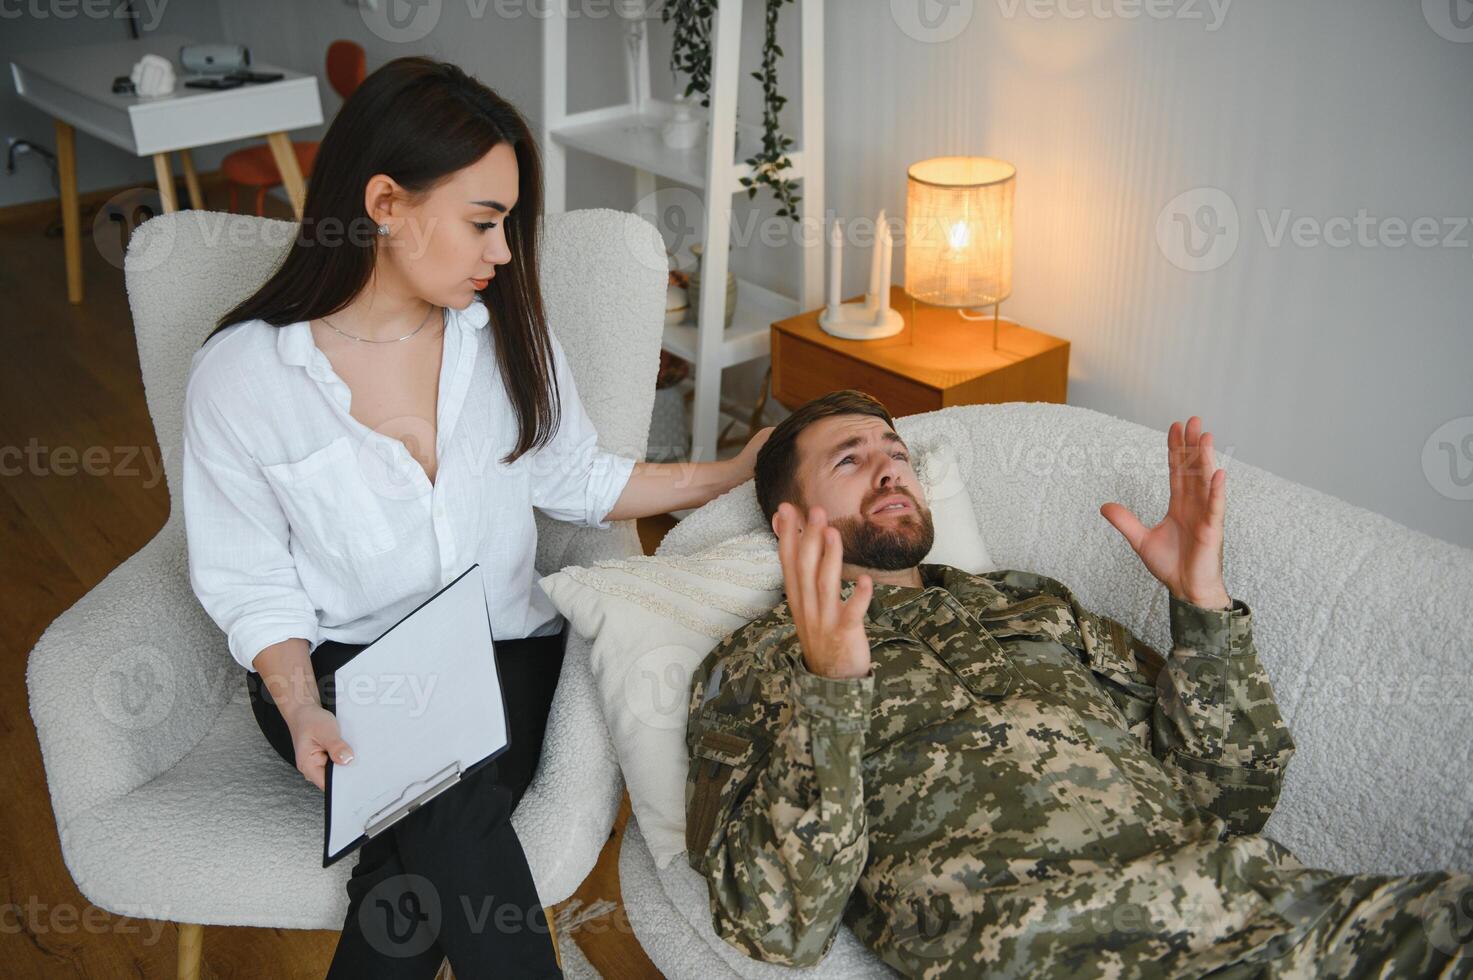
[{"x1": 830, "y1": 489, "x2": 936, "y2": 571}]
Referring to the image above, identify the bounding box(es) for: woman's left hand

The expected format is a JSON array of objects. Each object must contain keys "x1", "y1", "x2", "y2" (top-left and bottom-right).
[{"x1": 730, "y1": 426, "x2": 774, "y2": 486}]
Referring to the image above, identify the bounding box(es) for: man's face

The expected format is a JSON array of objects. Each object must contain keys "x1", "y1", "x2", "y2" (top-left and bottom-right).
[{"x1": 777, "y1": 414, "x2": 935, "y2": 571}]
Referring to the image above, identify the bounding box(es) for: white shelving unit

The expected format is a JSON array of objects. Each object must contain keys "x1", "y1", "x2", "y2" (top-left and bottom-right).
[{"x1": 541, "y1": 0, "x2": 826, "y2": 462}]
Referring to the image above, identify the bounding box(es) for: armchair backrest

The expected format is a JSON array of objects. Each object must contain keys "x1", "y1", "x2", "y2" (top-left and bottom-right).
[{"x1": 122, "y1": 207, "x2": 666, "y2": 533}]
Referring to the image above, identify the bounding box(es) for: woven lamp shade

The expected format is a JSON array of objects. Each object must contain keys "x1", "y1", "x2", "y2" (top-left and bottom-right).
[{"x1": 903, "y1": 156, "x2": 1015, "y2": 309}]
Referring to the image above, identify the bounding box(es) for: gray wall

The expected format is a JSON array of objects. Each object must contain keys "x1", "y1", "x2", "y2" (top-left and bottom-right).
[{"x1": 7, "y1": 0, "x2": 1469, "y2": 549}]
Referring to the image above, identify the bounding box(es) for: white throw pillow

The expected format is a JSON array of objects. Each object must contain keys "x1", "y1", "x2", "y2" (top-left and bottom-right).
[{"x1": 537, "y1": 440, "x2": 992, "y2": 868}]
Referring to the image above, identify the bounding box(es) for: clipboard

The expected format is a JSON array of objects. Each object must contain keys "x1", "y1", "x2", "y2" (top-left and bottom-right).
[{"x1": 321, "y1": 563, "x2": 510, "y2": 867}]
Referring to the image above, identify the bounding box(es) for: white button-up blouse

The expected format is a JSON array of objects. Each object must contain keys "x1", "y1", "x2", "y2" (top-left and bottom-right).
[{"x1": 181, "y1": 298, "x2": 637, "y2": 673}]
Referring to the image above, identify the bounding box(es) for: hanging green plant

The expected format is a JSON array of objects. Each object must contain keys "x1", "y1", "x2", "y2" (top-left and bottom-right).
[{"x1": 661, "y1": 0, "x2": 802, "y2": 223}]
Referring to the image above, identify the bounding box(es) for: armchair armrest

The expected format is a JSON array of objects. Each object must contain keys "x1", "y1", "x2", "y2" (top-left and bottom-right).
[
  {"x1": 511, "y1": 627, "x2": 625, "y2": 904},
  {"x1": 534, "y1": 513, "x2": 643, "y2": 579},
  {"x1": 516, "y1": 516, "x2": 640, "y2": 902},
  {"x1": 26, "y1": 520, "x2": 232, "y2": 829}
]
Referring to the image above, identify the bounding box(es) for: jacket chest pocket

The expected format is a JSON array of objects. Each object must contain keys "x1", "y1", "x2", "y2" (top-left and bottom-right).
[
  {"x1": 261, "y1": 435, "x2": 398, "y2": 560},
  {"x1": 1073, "y1": 607, "x2": 1160, "y2": 691},
  {"x1": 911, "y1": 593, "x2": 1021, "y2": 699},
  {"x1": 684, "y1": 725, "x2": 769, "y2": 865},
  {"x1": 973, "y1": 593, "x2": 1082, "y2": 647}
]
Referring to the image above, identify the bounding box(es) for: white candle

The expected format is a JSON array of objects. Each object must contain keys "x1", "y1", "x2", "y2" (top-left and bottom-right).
[
  {"x1": 866, "y1": 208, "x2": 886, "y2": 313},
  {"x1": 827, "y1": 218, "x2": 842, "y2": 319},
  {"x1": 873, "y1": 220, "x2": 893, "y2": 324}
]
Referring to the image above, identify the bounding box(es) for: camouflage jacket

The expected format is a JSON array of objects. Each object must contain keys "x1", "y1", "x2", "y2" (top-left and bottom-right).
[{"x1": 683, "y1": 564, "x2": 1297, "y2": 977}]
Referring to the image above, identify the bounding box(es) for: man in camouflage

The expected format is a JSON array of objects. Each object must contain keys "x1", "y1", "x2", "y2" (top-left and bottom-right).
[{"x1": 684, "y1": 390, "x2": 1473, "y2": 979}]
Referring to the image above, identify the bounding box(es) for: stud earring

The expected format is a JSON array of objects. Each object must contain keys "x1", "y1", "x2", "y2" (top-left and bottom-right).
[{"x1": 376, "y1": 223, "x2": 390, "y2": 236}]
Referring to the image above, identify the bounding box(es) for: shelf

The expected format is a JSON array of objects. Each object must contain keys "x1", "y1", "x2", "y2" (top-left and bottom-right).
[
  {"x1": 662, "y1": 275, "x2": 801, "y2": 369},
  {"x1": 543, "y1": 0, "x2": 825, "y2": 462},
  {"x1": 548, "y1": 101, "x2": 808, "y2": 191}
]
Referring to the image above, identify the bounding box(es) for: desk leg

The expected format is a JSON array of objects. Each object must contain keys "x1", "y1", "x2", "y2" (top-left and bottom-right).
[
  {"x1": 152, "y1": 153, "x2": 179, "y2": 213},
  {"x1": 178, "y1": 149, "x2": 204, "y2": 210},
  {"x1": 545, "y1": 907, "x2": 564, "y2": 971},
  {"x1": 265, "y1": 132, "x2": 306, "y2": 220},
  {"x1": 54, "y1": 119, "x2": 83, "y2": 305}
]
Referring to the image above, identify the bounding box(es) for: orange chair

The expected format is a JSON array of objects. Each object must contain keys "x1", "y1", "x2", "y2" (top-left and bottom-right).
[{"x1": 222, "y1": 40, "x2": 365, "y2": 216}]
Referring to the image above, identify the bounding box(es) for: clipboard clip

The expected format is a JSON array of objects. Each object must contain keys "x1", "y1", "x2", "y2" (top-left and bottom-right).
[{"x1": 362, "y1": 760, "x2": 462, "y2": 838}]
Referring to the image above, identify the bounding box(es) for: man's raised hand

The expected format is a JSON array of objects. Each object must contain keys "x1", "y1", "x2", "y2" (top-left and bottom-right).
[
  {"x1": 773, "y1": 502, "x2": 874, "y2": 680},
  {"x1": 1099, "y1": 415, "x2": 1232, "y2": 610}
]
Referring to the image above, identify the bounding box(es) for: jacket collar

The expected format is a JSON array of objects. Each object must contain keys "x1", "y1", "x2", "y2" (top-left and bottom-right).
[
  {"x1": 767, "y1": 563, "x2": 1012, "y2": 632},
  {"x1": 856, "y1": 563, "x2": 1014, "y2": 625}
]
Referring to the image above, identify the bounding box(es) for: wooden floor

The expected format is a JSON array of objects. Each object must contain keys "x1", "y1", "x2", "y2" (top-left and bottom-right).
[{"x1": 0, "y1": 185, "x2": 678, "y2": 977}]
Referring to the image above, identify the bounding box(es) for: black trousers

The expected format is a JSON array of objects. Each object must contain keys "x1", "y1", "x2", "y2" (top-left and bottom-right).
[{"x1": 247, "y1": 623, "x2": 570, "y2": 979}]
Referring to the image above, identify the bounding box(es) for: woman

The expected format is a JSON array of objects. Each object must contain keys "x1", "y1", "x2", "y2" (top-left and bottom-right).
[{"x1": 181, "y1": 57, "x2": 770, "y2": 978}]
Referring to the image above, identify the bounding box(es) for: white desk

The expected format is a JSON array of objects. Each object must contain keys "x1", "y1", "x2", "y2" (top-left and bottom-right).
[{"x1": 11, "y1": 34, "x2": 323, "y2": 304}]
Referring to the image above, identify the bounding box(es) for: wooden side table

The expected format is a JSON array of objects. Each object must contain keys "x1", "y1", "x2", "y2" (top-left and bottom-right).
[
  {"x1": 770, "y1": 285, "x2": 1070, "y2": 415},
  {"x1": 10, "y1": 33, "x2": 322, "y2": 305}
]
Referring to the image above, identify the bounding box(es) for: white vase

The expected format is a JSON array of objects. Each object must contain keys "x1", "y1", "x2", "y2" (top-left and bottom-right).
[{"x1": 662, "y1": 97, "x2": 703, "y2": 150}]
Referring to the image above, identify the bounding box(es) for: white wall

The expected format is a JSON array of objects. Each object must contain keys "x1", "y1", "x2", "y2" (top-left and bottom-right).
[
  {"x1": 753, "y1": 0, "x2": 1473, "y2": 551},
  {"x1": 10, "y1": 0, "x2": 1467, "y2": 549},
  {"x1": 848, "y1": 0, "x2": 1473, "y2": 550}
]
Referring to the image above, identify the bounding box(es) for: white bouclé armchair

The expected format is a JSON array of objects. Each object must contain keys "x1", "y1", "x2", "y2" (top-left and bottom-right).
[{"x1": 25, "y1": 207, "x2": 667, "y2": 977}]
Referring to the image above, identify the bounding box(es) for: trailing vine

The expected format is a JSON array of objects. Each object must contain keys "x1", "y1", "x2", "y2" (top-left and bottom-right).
[
  {"x1": 662, "y1": 0, "x2": 715, "y2": 108},
  {"x1": 661, "y1": 0, "x2": 802, "y2": 222}
]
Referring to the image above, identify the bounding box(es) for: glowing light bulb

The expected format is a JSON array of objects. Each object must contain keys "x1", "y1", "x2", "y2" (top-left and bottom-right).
[{"x1": 948, "y1": 220, "x2": 970, "y2": 252}]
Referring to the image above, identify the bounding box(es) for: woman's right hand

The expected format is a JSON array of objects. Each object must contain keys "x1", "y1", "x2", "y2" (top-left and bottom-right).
[{"x1": 286, "y1": 704, "x2": 355, "y2": 791}]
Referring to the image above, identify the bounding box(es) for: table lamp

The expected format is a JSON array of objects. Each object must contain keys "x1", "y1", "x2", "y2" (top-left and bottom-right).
[{"x1": 903, "y1": 156, "x2": 1015, "y2": 349}]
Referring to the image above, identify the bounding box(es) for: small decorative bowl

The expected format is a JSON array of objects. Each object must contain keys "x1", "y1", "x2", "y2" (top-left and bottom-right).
[{"x1": 665, "y1": 283, "x2": 690, "y2": 326}]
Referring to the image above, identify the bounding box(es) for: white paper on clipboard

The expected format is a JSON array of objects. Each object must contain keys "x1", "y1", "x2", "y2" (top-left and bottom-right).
[{"x1": 324, "y1": 564, "x2": 507, "y2": 864}]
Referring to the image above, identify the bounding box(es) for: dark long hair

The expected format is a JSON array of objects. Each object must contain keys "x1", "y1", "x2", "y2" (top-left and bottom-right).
[{"x1": 209, "y1": 57, "x2": 558, "y2": 464}]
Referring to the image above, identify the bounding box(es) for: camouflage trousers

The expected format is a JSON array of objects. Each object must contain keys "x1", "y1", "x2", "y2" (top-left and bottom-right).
[{"x1": 855, "y1": 834, "x2": 1473, "y2": 979}]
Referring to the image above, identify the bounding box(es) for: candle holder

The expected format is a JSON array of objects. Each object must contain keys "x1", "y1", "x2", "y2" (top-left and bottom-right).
[
  {"x1": 818, "y1": 300, "x2": 904, "y2": 339},
  {"x1": 820, "y1": 210, "x2": 902, "y2": 340}
]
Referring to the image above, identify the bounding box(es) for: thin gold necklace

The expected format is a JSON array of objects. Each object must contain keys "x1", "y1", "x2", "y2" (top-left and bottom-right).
[{"x1": 320, "y1": 302, "x2": 439, "y2": 344}]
